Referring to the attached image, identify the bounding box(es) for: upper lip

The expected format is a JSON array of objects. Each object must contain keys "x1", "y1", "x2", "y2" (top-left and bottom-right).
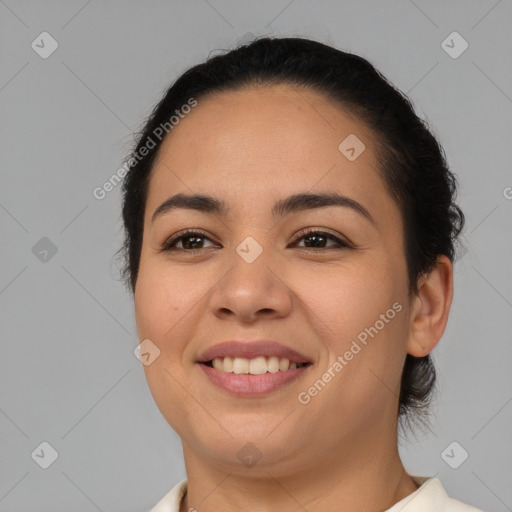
[{"x1": 196, "y1": 340, "x2": 313, "y2": 364}]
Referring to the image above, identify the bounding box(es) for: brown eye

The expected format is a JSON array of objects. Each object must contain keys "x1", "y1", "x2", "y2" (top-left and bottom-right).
[
  {"x1": 161, "y1": 230, "x2": 217, "y2": 252},
  {"x1": 161, "y1": 228, "x2": 351, "y2": 253},
  {"x1": 291, "y1": 229, "x2": 350, "y2": 250}
]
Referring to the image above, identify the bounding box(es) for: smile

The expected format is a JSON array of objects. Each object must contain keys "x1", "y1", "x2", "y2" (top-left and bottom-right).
[
  {"x1": 198, "y1": 358, "x2": 312, "y2": 397},
  {"x1": 203, "y1": 356, "x2": 310, "y2": 374}
]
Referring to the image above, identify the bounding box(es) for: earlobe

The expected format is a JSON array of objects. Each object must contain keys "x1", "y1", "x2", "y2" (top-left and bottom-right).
[{"x1": 406, "y1": 255, "x2": 454, "y2": 357}]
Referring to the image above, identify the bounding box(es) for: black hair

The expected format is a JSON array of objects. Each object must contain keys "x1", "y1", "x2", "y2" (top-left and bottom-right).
[{"x1": 116, "y1": 36, "x2": 465, "y2": 435}]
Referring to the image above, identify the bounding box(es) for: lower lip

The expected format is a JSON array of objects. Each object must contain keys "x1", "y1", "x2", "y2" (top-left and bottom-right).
[{"x1": 197, "y1": 363, "x2": 311, "y2": 397}]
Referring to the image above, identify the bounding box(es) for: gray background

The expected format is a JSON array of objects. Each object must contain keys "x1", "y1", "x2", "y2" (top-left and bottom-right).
[{"x1": 1, "y1": 1, "x2": 511, "y2": 511}]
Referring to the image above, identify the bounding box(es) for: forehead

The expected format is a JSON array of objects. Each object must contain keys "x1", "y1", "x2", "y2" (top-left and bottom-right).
[{"x1": 146, "y1": 84, "x2": 395, "y2": 224}]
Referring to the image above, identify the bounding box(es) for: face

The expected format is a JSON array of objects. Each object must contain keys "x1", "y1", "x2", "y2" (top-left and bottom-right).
[{"x1": 134, "y1": 84, "x2": 415, "y2": 477}]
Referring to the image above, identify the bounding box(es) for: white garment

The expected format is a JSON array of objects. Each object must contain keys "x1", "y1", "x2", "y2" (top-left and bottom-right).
[{"x1": 148, "y1": 475, "x2": 485, "y2": 512}]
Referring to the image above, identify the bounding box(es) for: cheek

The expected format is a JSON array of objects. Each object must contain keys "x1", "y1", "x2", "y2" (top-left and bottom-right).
[
  {"x1": 303, "y1": 258, "x2": 397, "y2": 336},
  {"x1": 134, "y1": 265, "x2": 194, "y2": 431},
  {"x1": 304, "y1": 256, "x2": 407, "y2": 382},
  {"x1": 134, "y1": 275, "x2": 167, "y2": 341},
  {"x1": 134, "y1": 257, "x2": 217, "y2": 378},
  {"x1": 134, "y1": 257, "x2": 194, "y2": 340}
]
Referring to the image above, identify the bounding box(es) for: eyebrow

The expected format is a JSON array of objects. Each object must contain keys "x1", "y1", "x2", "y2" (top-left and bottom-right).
[{"x1": 151, "y1": 191, "x2": 375, "y2": 226}]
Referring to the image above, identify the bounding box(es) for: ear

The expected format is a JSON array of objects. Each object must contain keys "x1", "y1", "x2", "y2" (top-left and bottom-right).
[{"x1": 406, "y1": 255, "x2": 454, "y2": 357}]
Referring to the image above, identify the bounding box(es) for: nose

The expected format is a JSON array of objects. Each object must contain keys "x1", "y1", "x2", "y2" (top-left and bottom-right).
[{"x1": 208, "y1": 247, "x2": 293, "y2": 324}]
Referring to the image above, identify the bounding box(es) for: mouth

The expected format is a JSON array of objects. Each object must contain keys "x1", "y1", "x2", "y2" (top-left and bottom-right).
[
  {"x1": 195, "y1": 340, "x2": 314, "y2": 396},
  {"x1": 200, "y1": 356, "x2": 312, "y2": 374}
]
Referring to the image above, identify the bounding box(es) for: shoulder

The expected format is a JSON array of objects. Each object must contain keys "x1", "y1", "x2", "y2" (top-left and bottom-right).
[
  {"x1": 146, "y1": 476, "x2": 485, "y2": 512},
  {"x1": 146, "y1": 479, "x2": 188, "y2": 512},
  {"x1": 386, "y1": 476, "x2": 485, "y2": 512}
]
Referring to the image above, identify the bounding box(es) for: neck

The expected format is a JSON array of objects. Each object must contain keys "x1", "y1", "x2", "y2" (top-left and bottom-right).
[{"x1": 178, "y1": 424, "x2": 419, "y2": 512}]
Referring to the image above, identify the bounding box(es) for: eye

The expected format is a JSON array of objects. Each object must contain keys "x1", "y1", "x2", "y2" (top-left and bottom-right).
[
  {"x1": 290, "y1": 228, "x2": 350, "y2": 250},
  {"x1": 160, "y1": 228, "x2": 351, "y2": 253},
  {"x1": 161, "y1": 229, "x2": 217, "y2": 252}
]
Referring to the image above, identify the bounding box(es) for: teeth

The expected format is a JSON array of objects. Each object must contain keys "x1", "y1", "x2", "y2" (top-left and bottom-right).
[
  {"x1": 267, "y1": 356, "x2": 280, "y2": 373},
  {"x1": 210, "y1": 356, "x2": 306, "y2": 374},
  {"x1": 233, "y1": 357, "x2": 249, "y2": 374},
  {"x1": 222, "y1": 356, "x2": 233, "y2": 372},
  {"x1": 249, "y1": 356, "x2": 267, "y2": 375}
]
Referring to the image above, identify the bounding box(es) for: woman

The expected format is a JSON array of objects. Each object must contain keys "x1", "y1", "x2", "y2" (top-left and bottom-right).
[{"x1": 117, "y1": 36, "x2": 484, "y2": 512}]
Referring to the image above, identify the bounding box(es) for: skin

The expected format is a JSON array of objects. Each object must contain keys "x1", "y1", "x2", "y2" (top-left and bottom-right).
[{"x1": 134, "y1": 83, "x2": 453, "y2": 512}]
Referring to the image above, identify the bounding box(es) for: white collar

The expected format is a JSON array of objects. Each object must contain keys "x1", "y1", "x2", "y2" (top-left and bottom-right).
[{"x1": 148, "y1": 475, "x2": 483, "y2": 512}]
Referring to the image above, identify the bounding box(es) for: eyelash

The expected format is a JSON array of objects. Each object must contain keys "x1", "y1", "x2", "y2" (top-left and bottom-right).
[{"x1": 160, "y1": 228, "x2": 351, "y2": 253}]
